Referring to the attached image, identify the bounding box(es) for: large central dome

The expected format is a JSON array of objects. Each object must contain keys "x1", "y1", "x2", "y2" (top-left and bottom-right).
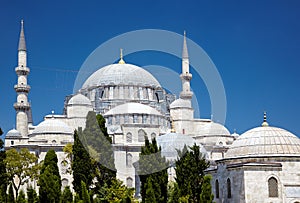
[{"x1": 82, "y1": 63, "x2": 161, "y2": 89}]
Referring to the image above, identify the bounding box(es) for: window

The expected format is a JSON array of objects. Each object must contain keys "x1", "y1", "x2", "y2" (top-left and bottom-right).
[
  {"x1": 138, "y1": 129, "x2": 146, "y2": 142},
  {"x1": 124, "y1": 115, "x2": 129, "y2": 123},
  {"x1": 151, "y1": 133, "x2": 156, "y2": 140},
  {"x1": 126, "y1": 133, "x2": 132, "y2": 143},
  {"x1": 115, "y1": 115, "x2": 120, "y2": 125},
  {"x1": 11, "y1": 141, "x2": 14, "y2": 145},
  {"x1": 268, "y1": 177, "x2": 278, "y2": 197},
  {"x1": 126, "y1": 177, "x2": 133, "y2": 188},
  {"x1": 227, "y1": 178, "x2": 231, "y2": 198},
  {"x1": 215, "y1": 179, "x2": 219, "y2": 198},
  {"x1": 133, "y1": 114, "x2": 138, "y2": 123},
  {"x1": 126, "y1": 153, "x2": 132, "y2": 168},
  {"x1": 142, "y1": 115, "x2": 147, "y2": 124},
  {"x1": 62, "y1": 178, "x2": 69, "y2": 188}
]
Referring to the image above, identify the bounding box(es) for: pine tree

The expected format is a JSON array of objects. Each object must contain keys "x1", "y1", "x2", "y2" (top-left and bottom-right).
[
  {"x1": 16, "y1": 190, "x2": 26, "y2": 203},
  {"x1": 139, "y1": 137, "x2": 168, "y2": 203},
  {"x1": 0, "y1": 128, "x2": 7, "y2": 203},
  {"x1": 174, "y1": 144, "x2": 210, "y2": 203},
  {"x1": 7, "y1": 184, "x2": 14, "y2": 203},
  {"x1": 38, "y1": 150, "x2": 61, "y2": 203},
  {"x1": 200, "y1": 175, "x2": 214, "y2": 203},
  {"x1": 61, "y1": 186, "x2": 73, "y2": 203},
  {"x1": 72, "y1": 129, "x2": 94, "y2": 196},
  {"x1": 27, "y1": 185, "x2": 38, "y2": 203},
  {"x1": 81, "y1": 181, "x2": 90, "y2": 203}
]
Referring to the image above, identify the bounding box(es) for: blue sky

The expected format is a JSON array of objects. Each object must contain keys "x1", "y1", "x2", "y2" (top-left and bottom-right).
[{"x1": 1, "y1": 0, "x2": 300, "y2": 137}]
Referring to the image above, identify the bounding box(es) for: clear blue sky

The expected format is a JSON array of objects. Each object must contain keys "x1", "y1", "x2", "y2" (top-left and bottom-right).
[{"x1": 1, "y1": 0, "x2": 300, "y2": 137}]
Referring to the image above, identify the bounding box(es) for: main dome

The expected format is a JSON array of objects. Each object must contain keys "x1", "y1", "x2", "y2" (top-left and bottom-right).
[
  {"x1": 82, "y1": 63, "x2": 161, "y2": 89},
  {"x1": 225, "y1": 126, "x2": 300, "y2": 158}
]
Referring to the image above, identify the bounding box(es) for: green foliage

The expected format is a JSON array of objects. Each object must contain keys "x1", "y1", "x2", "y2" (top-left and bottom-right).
[
  {"x1": 95, "y1": 179, "x2": 137, "y2": 202},
  {"x1": 0, "y1": 128, "x2": 7, "y2": 203},
  {"x1": 27, "y1": 185, "x2": 38, "y2": 203},
  {"x1": 139, "y1": 137, "x2": 168, "y2": 203},
  {"x1": 81, "y1": 181, "x2": 90, "y2": 203},
  {"x1": 38, "y1": 150, "x2": 61, "y2": 203},
  {"x1": 61, "y1": 186, "x2": 73, "y2": 203},
  {"x1": 5, "y1": 148, "x2": 39, "y2": 199},
  {"x1": 7, "y1": 184, "x2": 14, "y2": 203},
  {"x1": 16, "y1": 190, "x2": 26, "y2": 203},
  {"x1": 72, "y1": 129, "x2": 94, "y2": 196},
  {"x1": 173, "y1": 144, "x2": 210, "y2": 203},
  {"x1": 200, "y1": 175, "x2": 214, "y2": 203}
]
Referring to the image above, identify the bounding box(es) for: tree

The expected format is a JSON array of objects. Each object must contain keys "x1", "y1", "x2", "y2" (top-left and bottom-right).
[
  {"x1": 38, "y1": 150, "x2": 61, "y2": 203},
  {"x1": 7, "y1": 183, "x2": 14, "y2": 203},
  {"x1": 139, "y1": 137, "x2": 168, "y2": 203},
  {"x1": 173, "y1": 144, "x2": 210, "y2": 203},
  {"x1": 81, "y1": 181, "x2": 90, "y2": 203},
  {"x1": 27, "y1": 185, "x2": 38, "y2": 203},
  {"x1": 61, "y1": 186, "x2": 73, "y2": 203},
  {"x1": 200, "y1": 175, "x2": 214, "y2": 203},
  {"x1": 5, "y1": 148, "x2": 39, "y2": 199},
  {"x1": 0, "y1": 128, "x2": 7, "y2": 203},
  {"x1": 16, "y1": 190, "x2": 26, "y2": 203},
  {"x1": 72, "y1": 129, "x2": 94, "y2": 196}
]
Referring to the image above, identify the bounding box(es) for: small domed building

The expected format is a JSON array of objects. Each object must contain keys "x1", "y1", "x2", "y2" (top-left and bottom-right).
[{"x1": 208, "y1": 113, "x2": 300, "y2": 203}]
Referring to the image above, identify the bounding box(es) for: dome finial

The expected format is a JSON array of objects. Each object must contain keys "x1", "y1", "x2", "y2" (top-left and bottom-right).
[
  {"x1": 118, "y1": 48, "x2": 125, "y2": 64},
  {"x1": 170, "y1": 118, "x2": 176, "y2": 133},
  {"x1": 262, "y1": 111, "x2": 269, "y2": 127}
]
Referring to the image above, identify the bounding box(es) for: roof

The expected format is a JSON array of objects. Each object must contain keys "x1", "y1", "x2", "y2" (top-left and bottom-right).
[
  {"x1": 68, "y1": 94, "x2": 92, "y2": 106},
  {"x1": 197, "y1": 121, "x2": 231, "y2": 136},
  {"x1": 225, "y1": 126, "x2": 300, "y2": 158},
  {"x1": 6, "y1": 129, "x2": 21, "y2": 137},
  {"x1": 32, "y1": 119, "x2": 73, "y2": 135},
  {"x1": 18, "y1": 20, "x2": 26, "y2": 51},
  {"x1": 170, "y1": 98, "x2": 192, "y2": 109},
  {"x1": 104, "y1": 102, "x2": 162, "y2": 116},
  {"x1": 82, "y1": 63, "x2": 161, "y2": 89}
]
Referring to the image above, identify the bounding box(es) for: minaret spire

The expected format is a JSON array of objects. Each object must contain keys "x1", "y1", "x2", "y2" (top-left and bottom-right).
[
  {"x1": 14, "y1": 20, "x2": 31, "y2": 136},
  {"x1": 179, "y1": 31, "x2": 193, "y2": 100}
]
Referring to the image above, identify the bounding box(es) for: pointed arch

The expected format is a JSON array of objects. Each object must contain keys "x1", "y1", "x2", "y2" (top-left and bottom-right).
[{"x1": 268, "y1": 177, "x2": 278, "y2": 197}]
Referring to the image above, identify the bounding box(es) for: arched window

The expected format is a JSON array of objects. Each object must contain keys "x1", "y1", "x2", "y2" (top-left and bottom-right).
[
  {"x1": 126, "y1": 153, "x2": 132, "y2": 168},
  {"x1": 126, "y1": 177, "x2": 133, "y2": 188},
  {"x1": 268, "y1": 177, "x2": 278, "y2": 197},
  {"x1": 215, "y1": 179, "x2": 219, "y2": 198},
  {"x1": 227, "y1": 178, "x2": 232, "y2": 198},
  {"x1": 126, "y1": 133, "x2": 132, "y2": 143},
  {"x1": 151, "y1": 133, "x2": 156, "y2": 140},
  {"x1": 62, "y1": 178, "x2": 69, "y2": 188},
  {"x1": 138, "y1": 129, "x2": 146, "y2": 142}
]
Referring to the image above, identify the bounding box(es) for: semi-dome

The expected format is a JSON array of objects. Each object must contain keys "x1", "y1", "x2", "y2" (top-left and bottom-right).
[
  {"x1": 32, "y1": 118, "x2": 73, "y2": 135},
  {"x1": 199, "y1": 121, "x2": 231, "y2": 136},
  {"x1": 82, "y1": 63, "x2": 161, "y2": 89},
  {"x1": 6, "y1": 129, "x2": 21, "y2": 137},
  {"x1": 68, "y1": 94, "x2": 92, "y2": 106},
  {"x1": 104, "y1": 102, "x2": 162, "y2": 116},
  {"x1": 225, "y1": 126, "x2": 300, "y2": 158},
  {"x1": 170, "y1": 98, "x2": 191, "y2": 109},
  {"x1": 157, "y1": 132, "x2": 207, "y2": 159}
]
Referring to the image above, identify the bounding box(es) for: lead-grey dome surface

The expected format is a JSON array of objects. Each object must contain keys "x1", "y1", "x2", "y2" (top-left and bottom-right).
[
  {"x1": 6, "y1": 129, "x2": 21, "y2": 137},
  {"x1": 32, "y1": 119, "x2": 73, "y2": 135},
  {"x1": 82, "y1": 63, "x2": 161, "y2": 89},
  {"x1": 225, "y1": 126, "x2": 300, "y2": 158}
]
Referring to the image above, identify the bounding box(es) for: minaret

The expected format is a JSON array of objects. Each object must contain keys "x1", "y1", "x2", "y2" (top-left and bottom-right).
[
  {"x1": 179, "y1": 31, "x2": 193, "y2": 100},
  {"x1": 14, "y1": 20, "x2": 31, "y2": 136}
]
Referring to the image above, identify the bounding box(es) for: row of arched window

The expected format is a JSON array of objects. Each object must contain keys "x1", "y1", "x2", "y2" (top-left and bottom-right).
[
  {"x1": 215, "y1": 176, "x2": 279, "y2": 199},
  {"x1": 126, "y1": 130, "x2": 156, "y2": 143}
]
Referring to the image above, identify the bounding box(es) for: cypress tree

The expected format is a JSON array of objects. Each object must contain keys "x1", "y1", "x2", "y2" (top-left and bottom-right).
[
  {"x1": 81, "y1": 181, "x2": 90, "y2": 203},
  {"x1": 7, "y1": 184, "x2": 14, "y2": 203},
  {"x1": 61, "y1": 186, "x2": 73, "y2": 203},
  {"x1": 200, "y1": 175, "x2": 214, "y2": 203},
  {"x1": 38, "y1": 150, "x2": 61, "y2": 203},
  {"x1": 27, "y1": 185, "x2": 38, "y2": 203},
  {"x1": 16, "y1": 190, "x2": 26, "y2": 203}
]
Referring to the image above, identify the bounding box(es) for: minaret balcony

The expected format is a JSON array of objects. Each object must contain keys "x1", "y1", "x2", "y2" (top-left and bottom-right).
[
  {"x1": 180, "y1": 91, "x2": 193, "y2": 100},
  {"x1": 14, "y1": 102, "x2": 31, "y2": 110},
  {"x1": 180, "y1": 73, "x2": 192, "y2": 80},
  {"x1": 14, "y1": 84, "x2": 30, "y2": 92},
  {"x1": 15, "y1": 66, "x2": 30, "y2": 75}
]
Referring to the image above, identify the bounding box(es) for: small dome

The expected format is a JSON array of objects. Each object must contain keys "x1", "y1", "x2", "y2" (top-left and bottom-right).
[
  {"x1": 6, "y1": 129, "x2": 21, "y2": 137},
  {"x1": 170, "y1": 98, "x2": 191, "y2": 109},
  {"x1": 68, "y1": 94, "x2": 92, "y2": 106},
  {"x1": 199, "y1": 121, "x2": 230, "y2": 136},
  {"x1": 82, "y1": 63, "x2": 161, "y2": 89},
  {"x1": 225, "y1": 126, "x2": 300, "y2": 158},
  {"x1": 104, "y1": 102, "x2": 162, "y2": 116},
  {"x1": 157, "y1": 132, "x2": 207, "y2": 159},
  {"x1": 32, "y1": 119, "x2": 73, "y2": 135}
]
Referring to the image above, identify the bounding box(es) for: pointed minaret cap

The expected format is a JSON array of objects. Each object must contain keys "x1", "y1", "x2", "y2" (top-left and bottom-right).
[
  {"x1": 118, "y1": 48, "x2": 125, "y2": 64},
  {"x1": 182, "y1": 31, "x2": 189, "y2": 59},
  {"x1": 261, "y1": 111, "x2": 269, "y2": 127},
  {"x1": 18, "y1": 20, "x2": 26, "y2": 51}
]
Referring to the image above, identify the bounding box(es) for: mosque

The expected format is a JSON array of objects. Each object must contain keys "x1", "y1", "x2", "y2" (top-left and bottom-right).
[{"x1": 5, "y1": 21, "x2": 300, "y2": 202}]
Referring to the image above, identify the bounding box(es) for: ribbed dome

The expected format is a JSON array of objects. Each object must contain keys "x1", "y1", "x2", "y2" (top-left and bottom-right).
[
  {"x1": 68, "y1": 94, "x2": 92, "y2": 106},
  {"x1": 225, "y1": 126, "x2": 300, "y2": 158},
  {"x1": 104, "y1": 102, "x2": 162, "y2": 116},
  {"x1": 157, "y1": 132, "x2": 207, "y2": 159},
  {"x1": 199, "y1": 121, "x2": 230, "y2": 136},
  {"x1": 32, "y1": 119, "x2": 73, "y2": 135},
  {"x1": 170, "y1": 98, "x2": 191, "y2": 109},
  {"x1": 6, "y1": 129, "x2": 21, "y2": 137},
  {"x1": 82, "y1": 63, "x2": 161, "y2": 89}
]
